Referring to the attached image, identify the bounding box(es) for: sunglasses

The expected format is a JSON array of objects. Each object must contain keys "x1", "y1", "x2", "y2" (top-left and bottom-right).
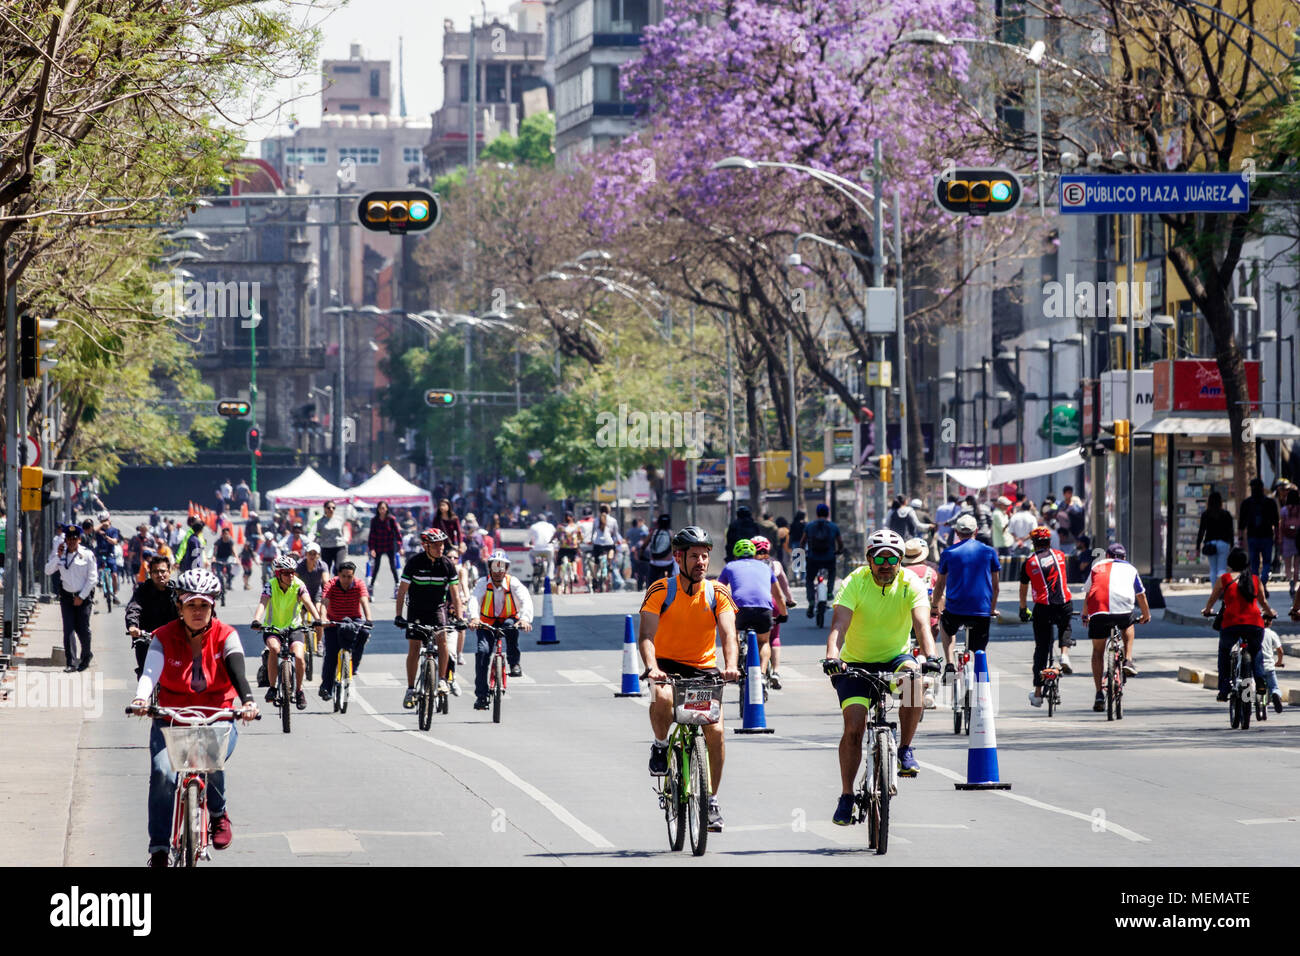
[{"x1": 871, "y1": 554, "x2": 900, "y2": 566}]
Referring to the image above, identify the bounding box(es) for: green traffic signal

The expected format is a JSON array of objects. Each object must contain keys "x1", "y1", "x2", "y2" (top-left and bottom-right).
[
  {"x1": 217, "y1": 400, "x2": 252, "y2": 418},
  {"x1": 424, "y1": 389, "x2": 456, "y2": 407},
  {"x1": 358, "y1": 189, "x2": 440, "y2": 234}
]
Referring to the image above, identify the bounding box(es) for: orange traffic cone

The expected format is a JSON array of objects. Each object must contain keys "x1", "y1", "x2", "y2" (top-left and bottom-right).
[{"x1": 240, "y1": 503, "x2": 248, "y2": 519}]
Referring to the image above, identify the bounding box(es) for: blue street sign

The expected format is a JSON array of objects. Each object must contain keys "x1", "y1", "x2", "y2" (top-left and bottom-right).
[{"x1": 1058, "y1": 173, "x2": 1249, "y2": 215}]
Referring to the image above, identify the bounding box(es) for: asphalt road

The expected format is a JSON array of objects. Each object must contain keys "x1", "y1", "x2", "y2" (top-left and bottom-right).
[{"x1": 64, "y1": 573, "x2": 1300, "y2": 866}]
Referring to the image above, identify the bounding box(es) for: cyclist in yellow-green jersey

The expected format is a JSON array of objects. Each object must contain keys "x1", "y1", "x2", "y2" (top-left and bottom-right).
[
  {"x1": 822, "y1": 530, "x2": 941, "y2": 825},
  {"x1": 251, "y1": 554, "x2": 321, "y2": 711}
]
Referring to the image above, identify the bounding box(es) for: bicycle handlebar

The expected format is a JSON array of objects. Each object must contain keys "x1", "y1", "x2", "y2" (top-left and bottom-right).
[
  {"x1": 124, "y1": 704, "x2": 261, "y2": 722},
  {"x1": 643, "y1": 672, "x2": 737, "y2": 686}
]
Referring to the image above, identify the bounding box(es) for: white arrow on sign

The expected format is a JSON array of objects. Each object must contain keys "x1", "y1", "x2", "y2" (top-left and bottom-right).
[{"x1": 1228, "y1": 183, "x2": 1244, "y2": 204}]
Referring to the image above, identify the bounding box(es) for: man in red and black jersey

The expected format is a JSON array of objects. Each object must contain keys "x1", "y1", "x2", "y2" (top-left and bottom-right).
[{"x1": 1019, "y1": 525, "x2": 1075, "y2": 706}]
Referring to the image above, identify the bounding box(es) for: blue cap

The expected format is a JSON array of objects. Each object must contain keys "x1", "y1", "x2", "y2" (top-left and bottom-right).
[{"x1": 1105, "y1": 543, "x2": 1127, "y2": 560}]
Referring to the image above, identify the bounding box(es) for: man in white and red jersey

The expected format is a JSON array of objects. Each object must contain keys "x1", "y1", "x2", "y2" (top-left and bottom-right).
[
  {"x1": 1081, "y1": 543, "x2": 1151, "y2": 712},
  {"x1": 1019, "y1": 525, "x2": 1076, "y2": 706}
]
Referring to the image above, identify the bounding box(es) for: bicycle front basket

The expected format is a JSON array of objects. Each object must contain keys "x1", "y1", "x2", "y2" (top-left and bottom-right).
[
  {"x1": 673, "y1": 682, "x2": 724, "y2": 725},
  {"x1": 162, "y1": 725, "x2": 230, "y2": 773}
]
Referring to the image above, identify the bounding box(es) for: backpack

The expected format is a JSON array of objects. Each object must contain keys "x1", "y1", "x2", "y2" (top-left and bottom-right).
[
  {"x1": 660, "y1": 575, "x2": 717, "y2": 622},
  {"x1": 806, "y1": 520, "x2": 834, "y2": 553},
  {"x1": 648, "y1": 528, "x2": 672, "y2": 560}
]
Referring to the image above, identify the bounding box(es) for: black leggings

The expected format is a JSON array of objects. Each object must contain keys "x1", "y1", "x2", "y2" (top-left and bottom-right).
[
  {"x1": 1031, "y1": 605, "x2": 1073, "y2": 687},
  {"x1": 369, "y1": 550, "x2": 398, "y2": 589}
]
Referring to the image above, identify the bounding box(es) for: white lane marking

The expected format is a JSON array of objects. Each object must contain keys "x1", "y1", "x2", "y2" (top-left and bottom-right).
[
  {"x1": 807, "y1": 820, "x2": 910, "y2": 845},
  {"x1": 1238, "y1": 817, "x2": 1300, "y2": 825},
  {"x1": 285, "y1": 829, "x2": 365, "y2": 854},
  {"x1": 557, "y1": 669, "x2": 607, "y2": 684},
  {"x1": 727, "y1": 823, "x2": 791, "y2": 833},
  {"x1": 917, "y1": 759, "x2": 1150, "y2": 843},
  {"x1": 350, "y1": 829, "x2": 444, "y2": 837},
  {"x1": 772, "y1": 666, "x2": 812, "y2": 682},
  {"x1": 356, "y1": 672, "x2": 403, "y2": 687},
  {"x1": 604, "y1": 682, "x2": 650, "y2": 707},
  {"x1": 352, "y1": 689, "x2": 614, "y2": 849}
]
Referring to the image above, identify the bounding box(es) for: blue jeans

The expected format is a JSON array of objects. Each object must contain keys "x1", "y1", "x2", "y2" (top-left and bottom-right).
[
  {"x1": 148, "y1": 718, "x2": 238, "y2": 853},
  {"x1": 1205, "y1": 540, "x2": 1231, "y2": 582},
  {"x1": 1247, "y1": 537, "x2": 1275, "y2": 585},
  {"x1": 475, "y1": 625, "x2": 520, "y2": 700},
  {"x1": 1254, "y1": 657, "x2": 1280, "y2": 698}
]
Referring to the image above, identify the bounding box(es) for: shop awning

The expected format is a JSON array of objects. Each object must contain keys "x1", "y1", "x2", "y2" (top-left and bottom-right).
[
  {"x1": 814, "y1": 466, "x2": 854, "y2": 482},
  {"x1": 1136, "y1": 416, "x2": 1300, "y2": 439}
]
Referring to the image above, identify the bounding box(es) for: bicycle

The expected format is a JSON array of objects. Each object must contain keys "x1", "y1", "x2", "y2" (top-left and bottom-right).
[
  {"x1": 257, "y1": 624, "x2": 307, "y2": 734},
  {"x1": 592, "y1": 550, "x2": 612, "y2": 593},
  {"x1": 946, "y1": 630, "x2": 972, "y2": 735},
  {"x1": 477, "y1": 619, "x2": 517, "y2": 724},
  {"x1": 214, "y1": 559, "x2": 235, "y2": 606},
  {"x1": 820, "y1": 662, "x2": 908, "y2": 855},
  {"x1": 123, "y1": 704, "x2": 258, "y2": 867},
  {"x1": 299, "y1": 609, "x2": 323, "y2": 684},
  {"x1": 404, "y1": 618, "x2": 467, "y2": 729},
  {"x1": 648, "y1": 673, "x2": 728, "y2": 856},
  {"x1": 98, "y1": 563, "x2": 115, "y2": 612},
  {"x1": 557, "y1": 553, "x2": 576, "y2": 595},
  {"x1": 1040, "y1": 642, "x2": 1063, "y2": 717},
  {"x1": 1103, "y1": 622, "x2": 1127, "y2": 721},
  {"x1": 330, "y1": 618, "x2": 371, "y2": 715},
  {"x1": 530, "y1": 551, "x2": 549, "y2": 594}
]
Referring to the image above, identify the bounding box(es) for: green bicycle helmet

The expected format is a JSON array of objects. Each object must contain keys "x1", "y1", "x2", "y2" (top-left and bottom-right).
[{"x1": 732, "y1": 539, "x2": 757, "y2": 559}]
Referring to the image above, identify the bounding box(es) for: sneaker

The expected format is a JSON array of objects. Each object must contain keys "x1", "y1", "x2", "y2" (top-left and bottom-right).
[
  {"x1": 1122, "y1": 661, "x2": 1138, "y2": 677},
  {"x1": 448, "y1": 677, "x2": 460, "y2": 697},
  {"x1": 318, "y1": 686, "x2": 332, "y2": 701},
  {"x1": 1272, "y1": 692, "x2": 1284, "y2": 714},
  {"x1": 148, "y1": 851, "x2": 169, "y2": 868},
  {"x1": 509, "y1": 664, "x2": 523, "y2": 677},
  {"x1": 648, "y1": 743, "x2": 669, "y2": 775},
  {"x1": 403, "y1": 688, "x2": 417, "y2": 709},
  {"x1": 805, "y1": 606, "x2": 814, "y2": 618},
  {"x1": 707, "y1": 799, "x2": 724, "y2": 832},
  {"x1": 1216, "y1": 690, "x2": 1231, "y2": 702},
  {"x1": 1093, "y1": 692, "x2": 1105, "y2": 712},
  {"x1": 295, "y1": 690, "x2": 307, "y2": 710},
  {"x1": 456, "y1": 653, "x2": 466, "y2": 666},
  {"x1": 943, "y1": 660, "x2": 956, "y2": 676},
  {"x1": 210, "y1": 814, "x2": 233, "y2": 850},
  {"x1": 474, "y1": 697, "x2": 490, "y2": 711},
  {"x1": 898, "y1": 746, "x2": 919, "y2": 777},
  {"x1": 1059, "y1": 652, "x2": 1073, "y2": 674},
  {"x1": 436, "y1": 679, "x2": 450, "y2": 696},
  {"x1": 769, "y1": 670, "x2": 782, "y2": 690},
  {"x1": 1028, "y1": 691, "x2": 1044, "y2": 708},
  {"x1": 833, "y1": 793, "x2": 855, "y2": 826},
  {"x1": 265, "y1": 687, "x2": 277, "y2": 704}
]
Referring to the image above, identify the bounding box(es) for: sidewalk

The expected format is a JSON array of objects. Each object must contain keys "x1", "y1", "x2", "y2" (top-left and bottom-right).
[{"x1": 0, "y1": 601, "x2": 97, "y2": 867}]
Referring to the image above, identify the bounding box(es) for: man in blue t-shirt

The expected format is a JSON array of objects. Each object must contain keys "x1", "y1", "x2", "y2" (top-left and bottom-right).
[
  {"x1": 718, "y1": 539, "x2": 786, "y2": 677},
  {"x1": 932, "y1": 513, "x2": 1001, "y2": 672},
  {"x1": 800, "y1": 503, "x2": 843, "y2": 613}
]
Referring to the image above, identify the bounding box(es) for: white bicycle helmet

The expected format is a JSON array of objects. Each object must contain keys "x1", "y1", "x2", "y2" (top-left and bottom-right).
[
  {"x1": 866, "y1": 529, "x2": 906, "y2": 556},
  {"x1": 487, "y1": 553, "x2": 511, "y2": 570},
  {"x1": 273, "y1": 554, "x2": 298, "y2": 573},
  {"x1": 174, "y1": 568, "x2": 222, "y2": 603}
]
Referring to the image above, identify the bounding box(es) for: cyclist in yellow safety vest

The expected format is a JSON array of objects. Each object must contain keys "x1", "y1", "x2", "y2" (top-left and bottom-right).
[
  {"x1": 250, "y1": 554, "x2": 321, "y2": 711},
  {"x1": 467, "y1": 553, "x2": 534, "y2": 710}
]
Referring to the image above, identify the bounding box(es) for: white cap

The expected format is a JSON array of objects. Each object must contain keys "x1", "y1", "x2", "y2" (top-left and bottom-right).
[{"x1": 305, "y1": 541, "x2": 320, "y2": 554}]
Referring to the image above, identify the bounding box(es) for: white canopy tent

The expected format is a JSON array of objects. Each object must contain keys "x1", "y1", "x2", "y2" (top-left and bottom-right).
[
  {"x1": 942, "y1": 446, "x2": 1087, "y2": 491},
  {"x1": 263, "y1": 466, "x2": 350, "y2": 508},
  {"x1": 347, "y1": 464, "x2": 434, "y2": 510}
]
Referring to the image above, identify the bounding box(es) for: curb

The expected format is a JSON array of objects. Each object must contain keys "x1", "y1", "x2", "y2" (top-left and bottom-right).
[{"x1": 1162, "y1": 608, "x2": 1300, "y2": 634}]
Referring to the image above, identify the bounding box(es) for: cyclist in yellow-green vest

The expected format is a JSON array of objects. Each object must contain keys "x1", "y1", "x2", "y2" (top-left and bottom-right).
[{"x1": 250, "y1": 554, "x2": 320, "y2": 711}]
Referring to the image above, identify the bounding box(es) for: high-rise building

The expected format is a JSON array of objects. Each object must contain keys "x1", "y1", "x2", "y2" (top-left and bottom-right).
[{"x1": 323, "y1": 43, "x2": 392, "y2": 116}]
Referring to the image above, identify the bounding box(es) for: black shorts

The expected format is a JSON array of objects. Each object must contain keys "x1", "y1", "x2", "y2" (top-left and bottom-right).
[
  {"x1": 1030, "y1": 603, "x2": 1073, "y2": 643},
  {"x1": 1088, "y1": 612, "x2": 1135, "y2": 641},
  {"x1": 940, "y1": 612, "x2": 991, "y2": 651},
  {"x1": 557, "y1": 548, "x2": 579, "y2": 565},
  {"x1": 831, "y1": 654, "x2": 915, "y2": 710},
  {"x1": 656, "y1": 658, "x2": 720, "y2": 679},
  {"x1": 735, "y1": 606, "x2": 774, "y2": 636},
  {"x1": 407, "y1": 605, "x2": 449, "y2": 635},
  {"x1": 591, "y1": 543, "x2": 615, "y2": 560}
]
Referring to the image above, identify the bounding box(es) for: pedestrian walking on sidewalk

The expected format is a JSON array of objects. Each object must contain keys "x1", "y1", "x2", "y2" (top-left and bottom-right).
[
  {"x1": 45, "y1": 524, "x2": 97, "y2": 672},
  {"x1": 1196, "y1": 491, "x2": 1234, "y2": 584}
]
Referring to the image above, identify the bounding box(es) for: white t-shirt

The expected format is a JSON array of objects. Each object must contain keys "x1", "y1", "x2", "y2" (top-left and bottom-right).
[
  {"x1": 1007, "y1": 511, "x2": 1038, "y2": 543},
  {"x1": 590, "y1": 516, "x2": 620, "y2": 546},
  {"x1": 1260, "y1": 629, "x2": 1282, "y2": 672},
  {"x1": 527, "y1": 521, "x2": 556, "y2": 552}
]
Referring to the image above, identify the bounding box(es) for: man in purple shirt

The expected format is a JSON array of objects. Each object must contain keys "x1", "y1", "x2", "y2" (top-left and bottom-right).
[{"x1": 718, "y1": 539, "x2": 787, "y2": 679}]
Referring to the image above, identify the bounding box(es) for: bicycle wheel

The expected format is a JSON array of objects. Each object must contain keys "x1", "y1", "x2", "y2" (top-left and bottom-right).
[
  {"x1": 417, "y1": 660, "x2": 432, "y2": 731},
  {"x1": 339, "y1": 650, "x2": 350, "y2": 715},
  {"x1": 687, "y1": 735, "x2": 709, "y2": 856},
  {"x1": 305, "y1": 637, "x2": 314, "y2": 683},
  {"x1": 872, "y1": 738, "x2": 891, "y2": 856},
  {"x1": 665, "y1": 744, "x2": 685, "y2": 852},
  {"x1": 952, "y1": 673, "x2": 963, "y2": 734},
  {"x1": 1114, "y1": 659, "x2": 1124, "y2": 720},
  {"x1": 1046, "y1": 680, "x2": 1056, "y2": 717},
  {"x1": 1240, "y1": 687, "x2": 1251, "y2": 730},
  {"x1": 964, "y1": 688, "x2": 971, "y2": 735},
  {"x1": 182, "y1": 781, "x2": 200, "y2": 868},
  {"x1": 737, "y1": 644, "x2": 748, "y2": 720},
  {"x1": 1105, "y1": 662, "x2": 1115, "y2": 721},
  {"x1": 1229, "y1": 693, "x2": 1241, "y2": 729},
  {"x1": 280, "y1": 660, "x2": 292, "y2": 734},
  {"x1": 816, "y1": 604, "x2": 826, "y2": 628},
  {"x1": 492, "y1": 656, "x2": 503, "y2": 724}
]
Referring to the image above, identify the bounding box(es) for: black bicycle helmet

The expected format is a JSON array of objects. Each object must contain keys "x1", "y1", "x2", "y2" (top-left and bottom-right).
[{"x1": 672, "y1": 526, "x2": 713, "y2": 550}]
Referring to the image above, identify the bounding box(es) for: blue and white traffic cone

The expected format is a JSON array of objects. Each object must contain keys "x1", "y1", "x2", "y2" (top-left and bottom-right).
[
  {"x1": 615, "y1": 614, "x2": 642, "y2": 697},
  {"x1": 734, "y1": 629, "x2": 774, "y2": 734},
  {"x1": 955, "y1": 650, "x2": 1011, "y2": 790},
  {"x1": 537, "y1": 574, "x2": 559, "y2": 645}
]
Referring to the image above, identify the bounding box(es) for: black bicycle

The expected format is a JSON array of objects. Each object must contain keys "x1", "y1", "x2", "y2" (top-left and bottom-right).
[
  {"x1": 403, "y1": 618, "x2": 467, "y2": 730},
  {"x1": 255, "y1": 623, "x2": 308, "y2": 734}
]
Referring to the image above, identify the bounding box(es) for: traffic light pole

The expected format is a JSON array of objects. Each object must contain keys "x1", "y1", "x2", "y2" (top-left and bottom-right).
[
  {"x1": 3, "y1": 245, "x2": 19, "y2": 658},
  {"x1": 1124, "y1": 213, "x2": 1136, "y2": 552},
  {"x1": 250, "y1": 296, "x2": 258, "y2": 501}
]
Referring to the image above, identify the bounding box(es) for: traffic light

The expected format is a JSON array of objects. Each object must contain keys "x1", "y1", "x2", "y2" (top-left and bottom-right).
[
  {"x1": 1114, "y1": 419, "x2": 1131, "y2": 455},
  {"x1": 20, "y1": 465, "x2": 42, "y2": 512},
  {"x1": 358, "y1": 189, "x2": 440, "y2": 234},
  {"x1": 19, "y1": 315, "x2": 58, "y2": 380},
  {"x1": 216, "y1": 399, "x2": 251, "y2": 418},
  {"x1": 934, "y1": 168, "x2": 1022, "y2": 216},
  {"x1": 1092, "y1": 421, "x2": 1119, "y2": 456},
  {"x1": 246, "y1": 425, "x2": 261, "y2": 455},
  {"x1": 424, "y1": 389, "x2": 457, "y2": 407},
  {"x1": 877, "y1": 454, "x2": 893, "y2": 484}
]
